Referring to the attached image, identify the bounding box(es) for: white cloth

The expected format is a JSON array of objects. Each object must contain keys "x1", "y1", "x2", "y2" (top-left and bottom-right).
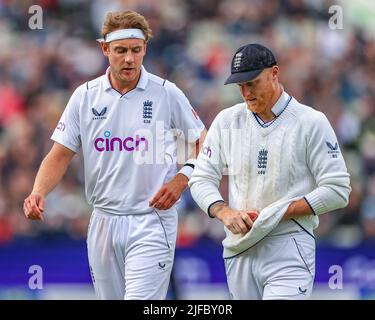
[
  {"x1": 222, "y1": 197, "x2": 301, "y2": 257},
  {"x1": 189, "y1": 92, "x2": 351, "y2": 257},
  {"x1": 51, "y1": 66, "x2": 205, "y2": 215}
]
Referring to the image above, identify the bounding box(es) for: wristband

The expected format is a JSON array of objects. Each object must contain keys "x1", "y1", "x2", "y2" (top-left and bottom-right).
[{"x1": 177, "y1": 158, "x2": 197, "y2": 180}]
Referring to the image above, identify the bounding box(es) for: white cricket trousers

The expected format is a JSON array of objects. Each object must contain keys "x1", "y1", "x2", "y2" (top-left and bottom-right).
[
  {"x1": 224, "y1": 223, "x2": 315, "y2": 300},
  {"x1": 87, "y1": 207, "x2": 178, "y2": 300}
]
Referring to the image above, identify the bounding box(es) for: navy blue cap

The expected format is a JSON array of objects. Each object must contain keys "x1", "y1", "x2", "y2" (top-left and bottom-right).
[{"x1": 224, "y1": 43, "x2": 277, "y2": 85}]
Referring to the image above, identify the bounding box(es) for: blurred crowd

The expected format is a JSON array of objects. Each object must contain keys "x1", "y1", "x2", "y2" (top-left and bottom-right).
[{"x1": 0, "y1": 0, "x2": 374, "y2": 248}]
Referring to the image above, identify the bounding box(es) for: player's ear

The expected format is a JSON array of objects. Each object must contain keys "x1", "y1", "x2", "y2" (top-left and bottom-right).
[
  {"x1": 271, "y1": 65, "x2": 279, "y2": 80},
  {"x1": 101, "y1": 42, "x2": 110, "y2": 57}
]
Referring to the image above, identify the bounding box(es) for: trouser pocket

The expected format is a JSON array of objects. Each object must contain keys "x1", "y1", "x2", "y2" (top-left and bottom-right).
[
  {"x1": 154, "y1": 210, "x2": 171, "y2": 249},
  {"x1": 292, "y1": 236, "x2": 315, "y2": 277}
]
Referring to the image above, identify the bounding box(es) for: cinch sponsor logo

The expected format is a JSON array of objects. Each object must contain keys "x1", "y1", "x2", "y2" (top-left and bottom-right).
[
  {"x1": 56, "y1": 122, "x2": 66, "y2": 131},
  {"x1": 202, "y1": 146, "x2": 212, "y2": 158},
  {"x1": 94, "y1": 130, "x2": 149, "y2": 152}
]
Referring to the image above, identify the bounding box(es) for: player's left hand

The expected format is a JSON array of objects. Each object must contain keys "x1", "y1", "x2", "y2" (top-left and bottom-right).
[{"x1": 149, "y1": 173, "x2": 188, "y2": 210}]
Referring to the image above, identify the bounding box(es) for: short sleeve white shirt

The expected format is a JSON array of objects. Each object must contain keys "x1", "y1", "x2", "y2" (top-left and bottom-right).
[{"x1": 51, "y1": 66, "x2": 205, "y2": 215}]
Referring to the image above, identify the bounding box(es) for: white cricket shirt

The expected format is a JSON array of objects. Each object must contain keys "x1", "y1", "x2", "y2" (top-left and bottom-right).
[
  {"x1": 51, "y1": 66, "x2": 205, "y2": 215},
  {"x1": 189, "y1": 91, "x2": 351, "y2": 257}
]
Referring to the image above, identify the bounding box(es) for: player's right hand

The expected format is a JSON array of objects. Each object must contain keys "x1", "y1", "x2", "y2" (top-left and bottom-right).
[
  {"x1": 23, "y1": 194, "x2": 45, "y2": 221},
  {"x1": 217, "y1": 207, "x2": 258, "y2": 235}
]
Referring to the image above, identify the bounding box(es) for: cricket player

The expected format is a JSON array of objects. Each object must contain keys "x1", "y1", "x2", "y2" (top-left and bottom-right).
[
  {"x1": 189, "y1": 44, "x2": 351, "y2": 299},
  {"x1": 23, "y1": 10, "x2": 206, "y2": 300}
]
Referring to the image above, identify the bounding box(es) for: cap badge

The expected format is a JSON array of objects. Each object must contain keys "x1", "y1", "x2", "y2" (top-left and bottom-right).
[{"x1": 233, "y1": 52, "x2": 243, "y2": 69}]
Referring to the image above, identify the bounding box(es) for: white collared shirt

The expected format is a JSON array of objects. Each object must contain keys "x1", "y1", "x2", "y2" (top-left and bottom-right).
[{"x1": 51, "y1": 66, "x2": 205, "y2": 215}]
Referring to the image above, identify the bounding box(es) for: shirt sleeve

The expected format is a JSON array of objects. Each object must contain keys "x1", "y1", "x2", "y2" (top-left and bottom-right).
[
  {"x1": 166, "y1": 81, "x2": 205, "y2": 142},
  {"x1": 189, "y1": 112, "x2": 226, "y2": 215},
  {"x1": 304, "y1": 111, "x2": 351, "y2": 215},
  {"x1": 50, "y1": 85, "x2": 83, "y2": 153}
]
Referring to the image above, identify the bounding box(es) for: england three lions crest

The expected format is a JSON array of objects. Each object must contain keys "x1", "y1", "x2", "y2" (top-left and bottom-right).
[{"x1": 143, "y1": 100, "x2": 153, "y2": 123}]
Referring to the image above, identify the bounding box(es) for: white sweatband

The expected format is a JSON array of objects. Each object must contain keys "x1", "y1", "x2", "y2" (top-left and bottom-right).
[
  {"x1": 178, "y1": 159, "x2": 197, "y2": 180},
  {"x1": 96, "y1": 29, "x2": 146, "y2": 43}
]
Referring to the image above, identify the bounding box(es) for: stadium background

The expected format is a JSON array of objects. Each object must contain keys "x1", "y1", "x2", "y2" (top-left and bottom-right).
[{"x1": 0, "y1": 0, "x2": 375, "y2": 299}]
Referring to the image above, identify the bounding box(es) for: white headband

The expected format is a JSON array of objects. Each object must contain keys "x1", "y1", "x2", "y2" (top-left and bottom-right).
[{"x1": 96, "y1": 28, "x2": 146, "y2": 43}]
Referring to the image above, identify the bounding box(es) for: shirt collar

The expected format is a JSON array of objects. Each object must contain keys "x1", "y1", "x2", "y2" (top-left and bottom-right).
[
  {"x1": 137, "y1": 65, "x2": 149, "y2": 90},
  {"x1": 103, "y1": 65, "x2": 149, "y2": 92},
  {"x1": 271, "y1": 90, "x2": 290, "y2": 117},
  {"x1": 103, "y1": 67, "x2": 112, "y2": 91},
  {"x1": 253, "y1": 90, "x2": 291, "y2": 127}
]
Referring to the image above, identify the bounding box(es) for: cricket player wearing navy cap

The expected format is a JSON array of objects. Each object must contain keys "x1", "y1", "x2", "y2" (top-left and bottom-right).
[
  {"x1": 23, "y1": 10, "x2": 206, "y2": 300},
  {"x1": 189, "y1": 43, "x2": 351, "y2": 299}
]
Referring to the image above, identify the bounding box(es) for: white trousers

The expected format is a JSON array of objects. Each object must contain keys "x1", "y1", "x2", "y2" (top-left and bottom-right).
[
  {"x1": 87, "y1": 208, "x2": 177, "y2": 300},
  {"x1": 224, "y1": 227, "x2": 315, "y2": 300}
]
